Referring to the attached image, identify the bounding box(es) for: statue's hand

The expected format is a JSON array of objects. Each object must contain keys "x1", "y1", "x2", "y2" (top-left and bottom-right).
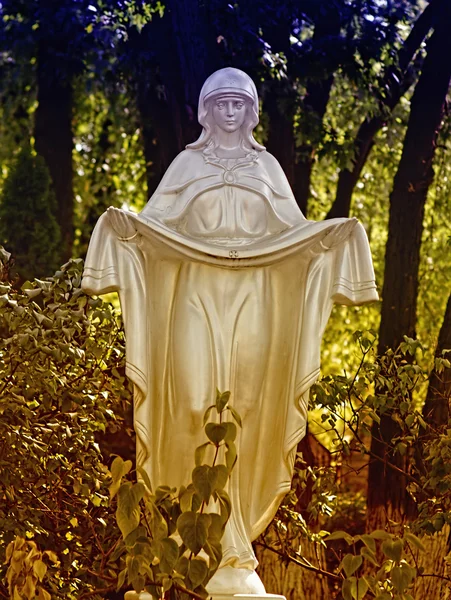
[
  {"x1": 321, "y1": 217, "x2": 358, "y2": 249},
  {"x1": 107, "y1": 207, "x2": 138, "y2": 239}
]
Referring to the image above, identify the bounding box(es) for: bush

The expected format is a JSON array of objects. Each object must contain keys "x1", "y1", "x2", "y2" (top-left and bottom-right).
[
  {"x1": 0, "y1": 146, "x2": 61, "y2": 282},
  {"x1": 0, "y1": 256, "x2": 133, "y2": 598}
]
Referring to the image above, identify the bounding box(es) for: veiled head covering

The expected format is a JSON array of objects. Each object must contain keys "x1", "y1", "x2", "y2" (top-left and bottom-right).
[{"x1": 187, "y1": 68, "x2": 264, "y2": 151}]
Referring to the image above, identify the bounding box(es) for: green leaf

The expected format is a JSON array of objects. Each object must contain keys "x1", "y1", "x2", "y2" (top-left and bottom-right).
[
  {"x1": 203, "y1": 539, "x2": 222, "y2": 570},
  {"x1": 342, "y1": 577, "x2": 354, "y2": 600},
  {"x1": 223, "y1": 422, "x2": 237, "y2": 442},
  {"x1": 325, "y1": 530, "x2": 354, "y2": 544},
  {"x1": 216, "y1": 489, "x2": 232, "y2": 525},
  {"x1": 188, "y1": 557, "x2": 208, "y2": 587},
  {"x1": 116, "y1": 568, "x2": 127, "y2": 592},
  {"x1": 342, "y1": 554, "x2": 363, "y2": 577},
  {"x1": 225, "y1": 441, "x2": 237, "y2": 472},
  {"x1": 177, "y1": 512, "x2": 211, "y2": 555},
  {"x1": 391, "y1": 565, "x2": 412, "y2": 593},
  {"x1": 110, "y1": 457, "x2": 133, "y2": 499},
  {"x1": 359, "y1": 534, "x2": 376, "y2": 553},
  {"x1": 360, "y1": 546, "x2": 378, "y2": 566},
  {"x1": 116, "y1": 482, "x2": 145, "y2": 539},
  {"x1": 153, "y1": 537, "x2": 179, "y2": 574},
  {"x1": 403, "y1": 532, "x2": 425, "y2": 552},
  {"x1": 162, "y1": 578, "x2": 172, "y2": 592},
  {"x1": 33, "y1": 559, "x2": 47, "y2": 581},
  {"x1": 208, "y1": 513, "x2": 225, "y2": 541},
  {"x1": 209, "y1": 465, "x2": 229, "y2": 492},
  {"x1": 195, "y1": 443, "x2": 210, "y2": 467},
  {"x1": 369, "y1": 530, "x2": 392, "y2": 540},
  {"x1": 175, "y1": 556, "x2": 189, "y2": 576},
  {"x1": 381, "y1": 538, "x2": 403, "y2": 563},
  {"x1": 136, "y1": 466, "x2": 153, "y2": 492},
  {"x1": 146, "y1": 499, "x2": 168, "y2": 541},
  {"x1": 227, "y1": 405, "x2": 242, "y2": 427},
  {"x1": 127, "y1": 556, "x2": 140, "y2": 585},
  {"x1": 205, "y1": 423, "x2": 228, "y2": 445},
  {"x1": 202, "y1": 406, "x2": 215, "y2": 427},
  {"x1": 352, "y1": 577, "x2": 369, "y2": 600},
  {"x1": 192, "y1": 465, "x2": 212, "y2": 503},
  {"x1": 216, "y1": 390, "x2": 231, "y2": 413}
]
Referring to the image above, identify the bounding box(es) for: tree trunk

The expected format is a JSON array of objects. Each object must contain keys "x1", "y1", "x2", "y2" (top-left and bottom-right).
[
  {"x1": 293, "y1": 3, "x2": 342, "y2": 216},
  {"x1": 256, "y1": 539, "x2": 331, "y2": 600},
  {"x1": 264, "y1": 85, "x2": 296, "y2": 190},
  {"x1": 136, "y1": 72, "x2": 182, "y2": 198},
  {"x1": 423, "y1": 292, "x2": 451, "y2": 426},
  {"x1": 294, "y1": 74, "x2": 334, "y2": 217},
  {"x1": 34, "y1": 42, "x2": 74, "y2": 262},
  {"x1": 411, "y1": 526, "x2": 451, "y2": 600},
  {"x1": 366, "y1": 4, "x2": 451, "y2": 531},
  {"x1": 135, "y1": 0, "x2": 218, "y2": 195},
  {"x1": 262, "y1": 21, "x2": 297, "y2": 192},
  {"x1": 257, "y1": 430, "x2": 332, "y2": 599},
  {"x1": 409, "y1": 295, "x2": 451, "y2": 600},
  {"x1": 326, "y1": 0, "x2": 443, "y2": 219}
]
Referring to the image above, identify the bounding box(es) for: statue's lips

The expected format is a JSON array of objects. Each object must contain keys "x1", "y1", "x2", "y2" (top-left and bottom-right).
[{"x1": 127, "y1": 212, "x2": 351, "y2": 264}]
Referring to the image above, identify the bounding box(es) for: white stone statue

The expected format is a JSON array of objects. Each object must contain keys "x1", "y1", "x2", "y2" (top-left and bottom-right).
[{"x1": 82, "y1": 67, "x2": 378, "y2": 599}]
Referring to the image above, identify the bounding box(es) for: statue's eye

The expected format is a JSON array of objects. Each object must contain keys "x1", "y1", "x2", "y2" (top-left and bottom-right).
[
  {"x1": 217, "y1": 102, "x2": 225, "y2": 109},
  {"x1": 235, "y1": 102, "x2": 244, "y2": 109}
]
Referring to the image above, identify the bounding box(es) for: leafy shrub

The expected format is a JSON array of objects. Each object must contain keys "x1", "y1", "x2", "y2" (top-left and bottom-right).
[
  {"x1": 0, "y1": 145, "x2": 61, "y2": 282},
  {"x1": 0, "y1": 257, "x2": 132, "y2": 598}
]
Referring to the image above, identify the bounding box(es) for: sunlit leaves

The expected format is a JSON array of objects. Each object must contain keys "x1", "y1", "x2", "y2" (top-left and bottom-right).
[{"x1": 109, "y1": 391, "x2": 240, "y2": 597}]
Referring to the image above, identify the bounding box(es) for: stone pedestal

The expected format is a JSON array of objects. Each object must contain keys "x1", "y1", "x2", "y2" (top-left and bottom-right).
[
  {"x1": 124, "y1": 566, "x2": 286, "y2": 600},
  {"x1": 125, "y1": 592, "x2": 285, "y2": 600}
]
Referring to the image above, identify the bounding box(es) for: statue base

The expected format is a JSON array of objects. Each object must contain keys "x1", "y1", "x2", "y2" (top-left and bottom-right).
[{"x1": 124, "y1": 566, "x2": 286, "y2": 600}]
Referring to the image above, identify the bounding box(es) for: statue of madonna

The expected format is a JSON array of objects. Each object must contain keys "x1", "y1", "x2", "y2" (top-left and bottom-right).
[{"x1": 82, "y1": 68, "x2": 378, "y2": 598}]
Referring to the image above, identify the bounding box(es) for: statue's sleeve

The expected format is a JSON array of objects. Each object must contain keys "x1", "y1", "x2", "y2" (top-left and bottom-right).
[
  {"x1": 331, "y1": 222, "x2": 379, "y2": 306},
  {"x1": 82, "y1": 212, "x2": 121, "y2": 295},
  {"x1": 82, "y1": 211, "x2": 148, "y2": 395}
]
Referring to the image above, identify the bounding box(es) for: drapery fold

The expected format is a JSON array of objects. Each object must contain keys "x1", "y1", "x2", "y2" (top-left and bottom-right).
[{"x1": 82, "y1": 211, "x2": 378, "y2": 570}]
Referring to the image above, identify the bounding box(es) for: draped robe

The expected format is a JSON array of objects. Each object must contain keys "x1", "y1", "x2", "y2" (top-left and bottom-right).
[{"x1": 82, "y1": 148, "x2": 378, "y2": 571}]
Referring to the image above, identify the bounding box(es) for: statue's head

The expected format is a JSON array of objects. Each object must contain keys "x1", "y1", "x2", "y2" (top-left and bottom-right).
[{"x1": 187, "y1": 67, "x2": 265, "y2": 151}]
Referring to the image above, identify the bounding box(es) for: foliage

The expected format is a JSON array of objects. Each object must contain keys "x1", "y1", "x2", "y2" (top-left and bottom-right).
[
  {"x1": 0, "y1": 254, "x2": 241, "y2": 599},
  {"x1": 257, "y1": 332, "x2": 451, "y2": 598},
  {"x1": 0, "y1": 255, "x2": 131, "y2": 598},
  {"x1": 5, "y1": 537, "x2": 56, "y2": 600},
  {"x1": 109, "y1": 390, "x2": 241, "y2": 599},
  {"x1": 0, "y1": 145, "x2": 61, "y2": 281}
]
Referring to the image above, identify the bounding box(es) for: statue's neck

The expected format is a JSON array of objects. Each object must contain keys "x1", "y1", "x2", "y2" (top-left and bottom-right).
[
  {"x1": 214, "y1": 127, "x2": 242, "y2": 149},
  {"x1": 214, "y1": 146, "x2": 247, "y2": 159}
]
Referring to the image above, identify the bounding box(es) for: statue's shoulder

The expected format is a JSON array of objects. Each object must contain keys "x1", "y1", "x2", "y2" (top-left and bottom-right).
[
  {"x1": 257, "y1": 150, "x2": 283, "y2": 170},
  {"x1": 161, "y1": 149, "x2": 205, "y2": 185},
  {"x1": 255, "y1": 150, "x2": 294, "y2": 198},
  {"x1": 170, "y1": 149, "x2": 204, "y2": 168}
]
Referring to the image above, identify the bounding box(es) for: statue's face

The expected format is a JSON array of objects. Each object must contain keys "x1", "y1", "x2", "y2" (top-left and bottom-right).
[{"x1": 212, "y1": 95, "x2": 247, "y2": 134}]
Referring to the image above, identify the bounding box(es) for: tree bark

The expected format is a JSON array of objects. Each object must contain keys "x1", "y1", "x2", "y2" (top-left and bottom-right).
[
  {"x1": 257, "y1": 429, "x2": 332, "y2": 599},
  {"x1": 326, "y1": 0, "x2": 443, "y2": 219},
  {"x1": 256, "y1": 539, "x2": 331, "y2": 600},
  {"x1": 135, "y1": 0, "x2": 218, "y2": 195},
  {"x1": 366, "y1": 4, "x2": 451, "y2": 531},
  {"x1": 409, "y1": 297, "x2": 451, "y2": 600},
  {"x1": 423, "y1": 292, "x2": 451, "y2": 427},
  {"x1": 263, "y1": 21, "x2": 297, "y2": 192},
  {"x1": 293, "y1": 3, "x2": 342, "y2": 216},
  {"x1": 264, "y1": 85, "x2": 296, "y2": 190},
  {"x1": 411, "y1": 526, "x2": 451, "y2": 600},
  {"x1": 34, "y1": 41, "x2": 74, "y2": 262}
]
